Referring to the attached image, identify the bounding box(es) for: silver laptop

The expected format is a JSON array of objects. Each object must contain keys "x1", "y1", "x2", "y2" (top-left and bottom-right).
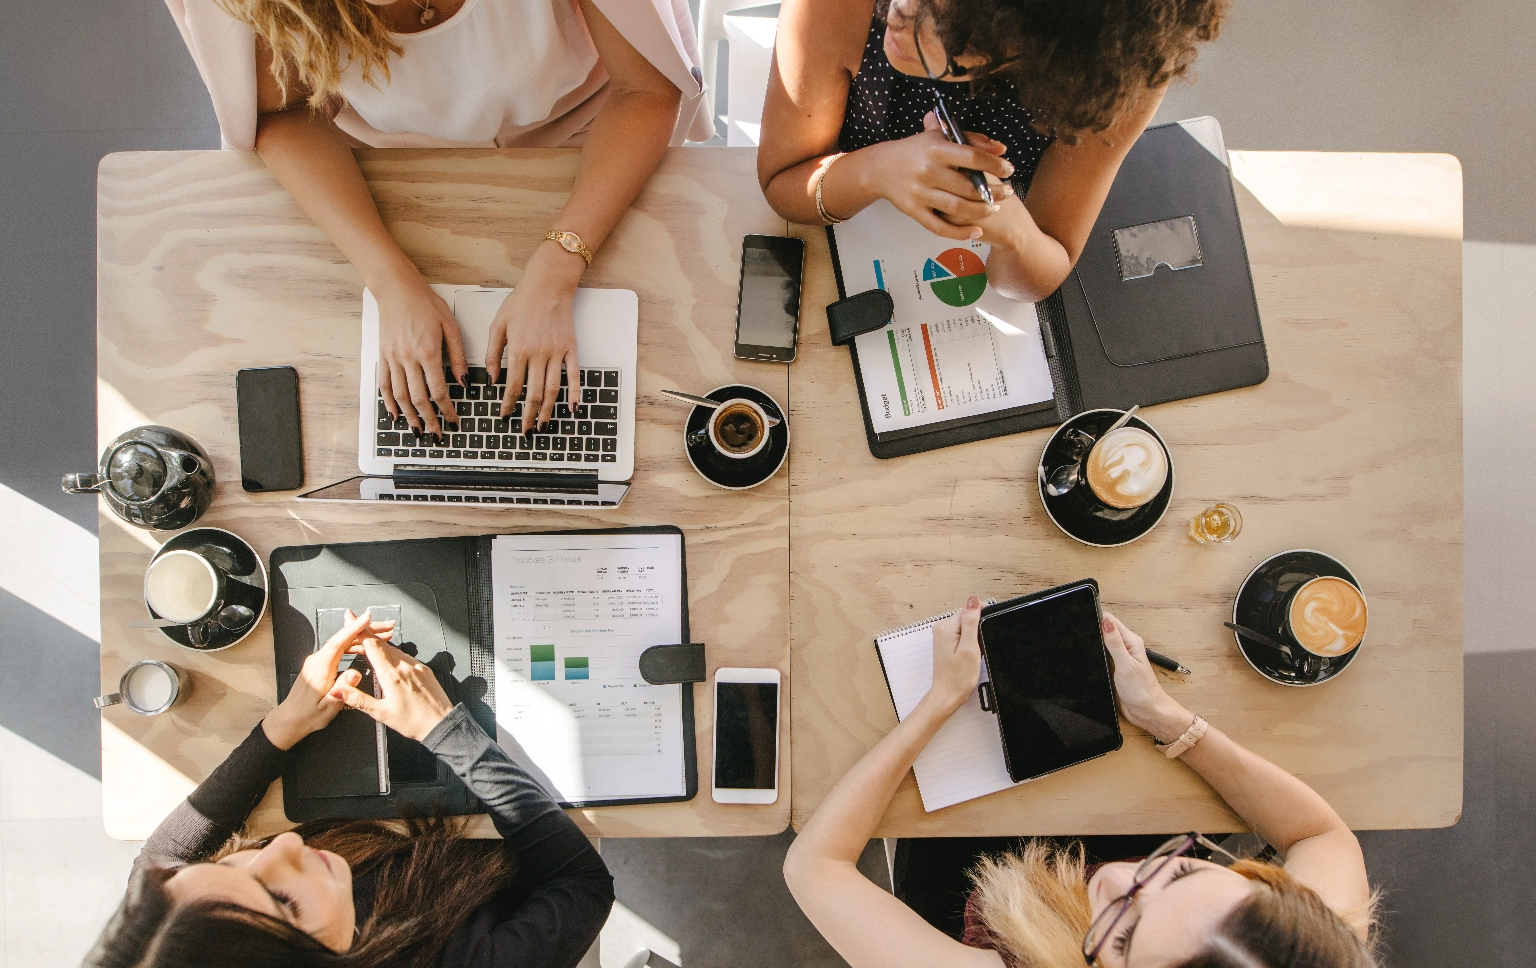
[{"x1": 299, "y1": 284, "x2": 637, "y2": 508}]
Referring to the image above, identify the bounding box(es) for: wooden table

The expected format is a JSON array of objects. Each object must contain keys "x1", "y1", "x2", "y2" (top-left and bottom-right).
[
  {"x1": 787, "y1": 151, "x2": 1464, "y2": 836},
  {"x1": 96, "y1": 147, "x2": 792, "y2": 840}
]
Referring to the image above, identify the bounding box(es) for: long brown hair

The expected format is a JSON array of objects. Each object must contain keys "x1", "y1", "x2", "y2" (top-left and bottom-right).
[
  {"x1": 83, "y1": 817, "x2": 518, "y2": 968},
  {"x1": 967, "y1": 840, "x2": 1379, "y2": 968},
  {"x1": 214, "y1": 0, "x2": 401, "y2": 109}
]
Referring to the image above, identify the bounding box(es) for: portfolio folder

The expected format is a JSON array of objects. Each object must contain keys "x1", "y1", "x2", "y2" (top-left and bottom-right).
[
  {"x1": 270, "y1": 526, "x2": 697, "y2": 821},
  {"x1": 828, "y1": 116, "x2": 1267, "y2": 458}
]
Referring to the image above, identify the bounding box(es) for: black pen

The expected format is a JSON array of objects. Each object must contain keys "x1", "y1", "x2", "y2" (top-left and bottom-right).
[{"x1": 1145, "y1": 648, "x2": 1192, "y2": 675}]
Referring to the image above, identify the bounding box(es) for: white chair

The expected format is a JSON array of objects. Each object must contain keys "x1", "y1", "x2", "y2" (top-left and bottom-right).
[
  {"x1": 698, "y1": 0, "x2": 771, "y2": 111},
  {"x1": 622, "y1": 948, "x2": 681, "y2": 968}
]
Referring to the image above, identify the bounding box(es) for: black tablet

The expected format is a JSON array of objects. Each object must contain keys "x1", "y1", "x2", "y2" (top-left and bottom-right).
[{"x1": 977, "y1": 580, "x2": 1123, "y2": 783}]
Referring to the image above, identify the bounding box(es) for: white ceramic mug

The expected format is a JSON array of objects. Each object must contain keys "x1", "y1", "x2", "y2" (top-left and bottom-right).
[
  {"x1": 144, "y1": 549, "x2": 224, "y2": 624},
  {"x1": 94, "y1": 660, "x2": 185, "y2": 715},
  {"x1": 701, "y1": 398, "x2": 772, "y2": 460}
]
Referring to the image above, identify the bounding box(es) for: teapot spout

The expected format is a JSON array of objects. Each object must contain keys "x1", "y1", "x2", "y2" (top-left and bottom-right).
[{"x1": 62, "y1": 473, "x2": 103, "y2": 495}]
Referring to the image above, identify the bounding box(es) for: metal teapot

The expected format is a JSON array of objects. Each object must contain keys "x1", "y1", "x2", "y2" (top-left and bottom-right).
[{"x1": 62, "y1": 426, "x2": 215, "y2": 531}]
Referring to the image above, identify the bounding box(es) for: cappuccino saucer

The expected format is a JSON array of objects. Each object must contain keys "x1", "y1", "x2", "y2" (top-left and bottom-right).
[
  {"x1": 1232, "y1": 550, "x2": 1363, "y2": 687},
  {"x1": 684, "y1": 384, "x2": 789, "y2": 491},
  {"x1": 1036, "y1": 409, "x2": 1174, "y2": 547},
  {"x1": 145, "y1": 527, "x2": 269, "y2": 652}
]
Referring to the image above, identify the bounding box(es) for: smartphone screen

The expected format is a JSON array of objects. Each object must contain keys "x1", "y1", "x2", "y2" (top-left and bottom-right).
[
  {"x1": 734, "y1": 236, "x2": 805, "y2": 362},
  {"x1": 236, "y1": 366, "x2": 304, "y2": 491},
  {"x1": 981, "y1": 584, "x2": 1122, "y2": 782},
  {"x1": 713, "y1": 680, "x2": 779, "y2": 790}
]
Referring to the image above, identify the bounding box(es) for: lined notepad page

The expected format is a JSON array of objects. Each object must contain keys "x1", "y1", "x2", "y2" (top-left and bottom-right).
[{"x1": 876, "y1": 615, "x2": 1018, "y2": 811}]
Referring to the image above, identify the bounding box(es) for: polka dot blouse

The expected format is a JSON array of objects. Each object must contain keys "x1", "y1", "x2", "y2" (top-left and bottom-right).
[{"x1": 837, "y1": 13, "x2": 1055, "y2": 196}]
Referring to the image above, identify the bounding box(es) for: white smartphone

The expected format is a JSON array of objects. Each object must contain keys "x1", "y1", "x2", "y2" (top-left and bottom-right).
[{"x1": 711, "y1": 667, "x2": 781, "y2": 804}]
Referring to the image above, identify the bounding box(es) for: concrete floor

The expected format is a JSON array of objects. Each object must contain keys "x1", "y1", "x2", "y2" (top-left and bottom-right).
[{"x1": 2, "y1": 1, "x2": 1532, "y2": 965}]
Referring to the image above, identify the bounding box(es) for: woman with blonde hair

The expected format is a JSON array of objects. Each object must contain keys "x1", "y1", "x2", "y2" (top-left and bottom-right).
[
  {"x1": 165, "y1": 0, "x2": 709, "y2": 436},
  {"x1": 785, "y1": 597, "x2": 1378, "y2": 968}
]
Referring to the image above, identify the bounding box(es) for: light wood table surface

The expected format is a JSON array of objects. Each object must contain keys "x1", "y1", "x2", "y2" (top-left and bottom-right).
[
  {"x1": 96, "y1": 147, "x2": 792, "y2": 840},
  {"x1": 787, "y1": 151, "x2": 1464, "y2": 836}
]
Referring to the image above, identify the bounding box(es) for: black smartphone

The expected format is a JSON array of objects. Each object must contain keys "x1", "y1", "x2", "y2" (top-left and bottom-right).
[
  {"x1": 236, "y1": 366, "x2": 304, "y2": 492},
  {"x1": 734, "y1": 235, "x2": 805, "y2": 363},
  {"x1": 977, "y1": 580, "x2": 1123, "y2": 783}
]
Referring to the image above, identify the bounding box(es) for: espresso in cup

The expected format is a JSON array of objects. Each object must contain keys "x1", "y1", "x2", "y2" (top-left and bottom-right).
[
  {"x1": 144, "y1": 549, "x2": 222, "y2": 624},
  {"x1": 1286, "y1": 576, "x2": 1368, "y2": 657},
  {"x1": 708, "y1": 399, "x2": 769, "y2": 460},
  {"x1": 1085, "y1": 426, "x2": 1169, "y2": 509}
]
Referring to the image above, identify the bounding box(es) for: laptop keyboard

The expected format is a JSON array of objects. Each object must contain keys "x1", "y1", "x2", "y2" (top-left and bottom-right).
[{"x1": 374, "y1": 367, "x2": 622, "y2": 466}]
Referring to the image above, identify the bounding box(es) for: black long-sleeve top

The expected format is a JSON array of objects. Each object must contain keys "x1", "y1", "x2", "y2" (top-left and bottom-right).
[{"x1": 137, "y1": 705, "x2": 613, "y2": 968}]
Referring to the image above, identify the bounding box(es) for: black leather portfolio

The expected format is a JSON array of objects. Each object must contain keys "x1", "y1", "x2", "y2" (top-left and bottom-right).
[
  {"x1": 827, "y1": 116, "x2": 1267, "y2": 458},
  {"x1": 270, "y1": 526, "x2": 698, "y2": 821}
]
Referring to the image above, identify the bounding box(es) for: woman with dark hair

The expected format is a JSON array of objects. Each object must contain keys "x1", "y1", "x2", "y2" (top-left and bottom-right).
[
  {"x1": 785, "y1": 598, "x2": 1379, "y2": 968},
  {"x1": 758, "y1": 0, "x2": 1226, "y2": 303},
  {"x1": 84, "y1": 609, "x2": 612, "y2": 968}
]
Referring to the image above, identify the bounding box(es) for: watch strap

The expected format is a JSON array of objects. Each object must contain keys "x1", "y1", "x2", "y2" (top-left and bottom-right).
[
  {"x1": 1154, "y1": 713, "x2": 1209, "y2": 759},
  {"x1": 826, "y1": 288, "x2": 894, "y2": 346},
  {"x1": 544, "y1": 230, "x2": 593, "y2": 268}
]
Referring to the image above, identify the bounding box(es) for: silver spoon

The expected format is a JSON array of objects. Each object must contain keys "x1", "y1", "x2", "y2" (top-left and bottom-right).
[
  {"x1": 661, "y1": 389, "x2": 780, "y2": 426},
  {"x1": 1105, "y1": 404, "x2": 1140, "y2": 435},
  {"x1": 132, "y1": 604, "x2": 256, "y2": 632},
  {"x1": 1044, "y1": 428, "x2": 1096, "y2": 496}
]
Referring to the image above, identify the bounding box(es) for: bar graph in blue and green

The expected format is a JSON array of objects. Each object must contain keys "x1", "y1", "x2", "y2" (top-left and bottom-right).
[
  {"x1": 530, "y1": 644, "x2": 556, "y2": 681},
  {"x1": 564, "y1": 656, "x2": 589, "y2": 680}
]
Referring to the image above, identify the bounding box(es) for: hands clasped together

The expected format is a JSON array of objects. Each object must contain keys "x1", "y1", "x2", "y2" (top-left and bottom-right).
[{"x1": 262, "y1": 608, "x2": 456, "y2": 751}]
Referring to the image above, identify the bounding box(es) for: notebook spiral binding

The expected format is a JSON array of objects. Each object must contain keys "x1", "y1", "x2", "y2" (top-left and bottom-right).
[{"x1": 875, "y1": 600, "x2": 999, "y2": 641}]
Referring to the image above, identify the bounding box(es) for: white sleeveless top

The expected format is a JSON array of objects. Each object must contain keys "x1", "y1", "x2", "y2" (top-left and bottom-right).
[{"x1": 334, "y1": 0, "x2": 609, "y2": 148}]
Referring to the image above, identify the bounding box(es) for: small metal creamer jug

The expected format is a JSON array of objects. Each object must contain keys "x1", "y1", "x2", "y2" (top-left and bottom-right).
[{"x1": 62, "y1": 426, "x2": 215, "y2": 531}]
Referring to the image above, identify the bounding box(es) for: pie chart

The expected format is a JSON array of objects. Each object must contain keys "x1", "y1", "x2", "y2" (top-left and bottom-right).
[{"x1": 923, "y1": 248, "x2": 987, "y2": 307}]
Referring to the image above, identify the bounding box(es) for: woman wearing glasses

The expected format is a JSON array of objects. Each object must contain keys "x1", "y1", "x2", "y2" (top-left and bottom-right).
[
  {"x1": 757, "y1": 0, "x2": 1225, "y2": 304},
  {"x1": 784, "y1": 597, "x2": 1378, "y2": 968}
]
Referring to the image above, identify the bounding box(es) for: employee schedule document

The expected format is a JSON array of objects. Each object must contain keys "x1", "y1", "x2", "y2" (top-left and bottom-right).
[
  {"x1": 491, "y1": 533, "x2": 687, "y2": 803},
  {"x1": 832, "y1": 200, "x2": 1055, "y2": 436}
]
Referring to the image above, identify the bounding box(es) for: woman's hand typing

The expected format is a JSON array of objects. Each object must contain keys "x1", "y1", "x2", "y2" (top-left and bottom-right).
[{"x1": 374, "y1": 271, "x2": 470, "y2": 437}]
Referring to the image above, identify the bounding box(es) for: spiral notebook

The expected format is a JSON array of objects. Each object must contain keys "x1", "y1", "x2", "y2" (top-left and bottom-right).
[{"x1": 873, "y1": 604, "x2": 1018, "y2": 811}]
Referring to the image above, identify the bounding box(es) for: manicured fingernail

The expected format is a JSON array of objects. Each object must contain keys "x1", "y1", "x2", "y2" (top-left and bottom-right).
[
  {"x1": 967, "y1": 595, "x2": 979, "y2": 609},
  {"x1": 1102, "y1": 617, "x2": 1115, "y2": 633},
  {"x1": 458, "y1": 374, "x2": 467, "y2": 387},
  {"x1": 970, "y1": 227, "x2": 982, "y2": 239}
]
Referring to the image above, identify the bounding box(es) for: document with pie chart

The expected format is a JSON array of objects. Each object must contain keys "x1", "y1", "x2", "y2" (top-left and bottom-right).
[{"x1": 830, "y1": 200, "x2": 1055, "y2": 436}]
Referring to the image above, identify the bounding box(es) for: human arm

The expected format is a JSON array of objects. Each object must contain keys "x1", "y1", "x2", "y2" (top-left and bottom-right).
[
  {"x1": 333, "y1": 637, "x2": 612, "y2": 967},
  {"x1": 489, "y1": 0, "x2": 681, "y2": 433},
  {"x1": 138, "y1": 610, "x2": 392, "y2": 867},
  {"x1": 783, "y1": 597, "x2": 1005, "y2": 968},
  {"x1": 251, "y1": 45, "x2": 466, "y2": 437},
  {"x1": 757, "y1": 0, "x2": 1011, "y2": 238},
  {"x1": 974, "y1": 91, "x2": 1164, "y2": 302},
  {"x1": 1100, "y1": 612, "x2": 1373, "y2": 932}
]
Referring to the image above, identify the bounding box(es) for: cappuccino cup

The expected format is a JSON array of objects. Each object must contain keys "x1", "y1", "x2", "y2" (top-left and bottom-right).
[
  {"x1": 1085, "y1": 426, "x2": 1169, "y2": 509},
  {"x1": 703, "y1": 399, "x2": 770, "y2": 460},
  {"x1": 1284, "y1": 576, "x2": 1368, "y2": 657},
  {"x1": 94, "y1": 659, "x2": 185, "y2": 715}
]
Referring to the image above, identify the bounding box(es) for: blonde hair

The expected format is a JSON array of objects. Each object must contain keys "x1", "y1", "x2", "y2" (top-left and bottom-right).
[
  {"x1": 214, "y1": 0, "x2": 401, "y2": 108},
  {"x1": 967, "y1": 840, "x2": 1379, "y2": 968}
]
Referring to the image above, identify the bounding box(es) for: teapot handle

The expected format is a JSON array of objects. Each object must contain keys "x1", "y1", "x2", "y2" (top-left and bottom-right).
[{"x1": 62, "y1": 473, "x2": 103, "y2": 495}]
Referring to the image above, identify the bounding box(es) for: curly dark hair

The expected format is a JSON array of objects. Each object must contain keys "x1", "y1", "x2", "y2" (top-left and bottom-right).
[{"x1": 886, "y1": 0, "x2": 1228, "y2": 142}]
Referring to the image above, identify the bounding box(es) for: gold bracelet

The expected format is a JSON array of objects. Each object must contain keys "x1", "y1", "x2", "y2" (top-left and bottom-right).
[
  {"x1": 815, "y1": 155, "x2": 848, "y2": 225},
  {"x1": 544, "y1": 229, "x2": 593, "y2": 268}
]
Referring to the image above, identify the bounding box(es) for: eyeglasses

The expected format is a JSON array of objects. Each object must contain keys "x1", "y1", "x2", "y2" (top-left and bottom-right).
[{"x1": 1081, "y1": 833, "x2": 1239, "y2": 966}]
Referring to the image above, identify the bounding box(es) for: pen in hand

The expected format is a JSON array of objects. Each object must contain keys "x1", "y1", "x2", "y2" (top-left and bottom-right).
[
  {"x1": 1144, "y1": 648, "x2": 1192, "y2": 676},
  {"x1": 932, "y1": 93, "x2": 994, "y2": 206}
]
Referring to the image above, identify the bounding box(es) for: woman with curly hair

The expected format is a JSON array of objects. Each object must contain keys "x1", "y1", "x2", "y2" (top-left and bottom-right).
[
  {"x1": 165, "y1": 0, "x2": 709, "y2": 436},
  {"x1": 758, "y1": 0, "x2": 1226, "y2": 303},
  {"x1": 83, "y1": 609, "x2": 612, "y2": 968},
  {"x1": 785, "y1": 598, "x2": 1379, "y2": 968}
]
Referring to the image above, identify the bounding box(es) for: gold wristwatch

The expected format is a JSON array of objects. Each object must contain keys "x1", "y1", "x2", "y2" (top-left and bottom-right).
[{"x1": 544, "y1": 229, "x2": 593, "y2": 268}]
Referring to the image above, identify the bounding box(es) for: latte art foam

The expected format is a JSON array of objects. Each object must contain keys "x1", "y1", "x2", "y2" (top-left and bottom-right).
[
  {"x1": 1288, "y1": 576, "x2": 1368, "y2": 657},
  {"x1": 1085, "y1": 427, "x2": 1168, "y2": 509}
]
